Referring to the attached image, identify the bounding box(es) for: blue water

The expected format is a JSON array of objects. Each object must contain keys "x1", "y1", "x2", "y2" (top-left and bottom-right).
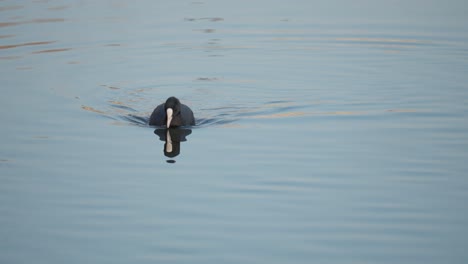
[{"x1": 1, "y1": 1, "x2": 468, "y2": 263}]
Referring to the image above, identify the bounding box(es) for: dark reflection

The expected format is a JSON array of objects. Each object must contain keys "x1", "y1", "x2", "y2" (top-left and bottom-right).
[{"x1": 154, "y1": 128, "x2": 192, "y2": 163}]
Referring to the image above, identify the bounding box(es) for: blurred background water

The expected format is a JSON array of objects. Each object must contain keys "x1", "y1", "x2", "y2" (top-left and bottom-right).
[{"x1": 1, "y1": 1, "x2": 468, "y2": 263}]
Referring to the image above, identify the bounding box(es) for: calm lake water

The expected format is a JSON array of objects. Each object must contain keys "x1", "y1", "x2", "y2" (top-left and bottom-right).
[{"x1": 1, "y1": 1, "x2": 468, "y2": 263}]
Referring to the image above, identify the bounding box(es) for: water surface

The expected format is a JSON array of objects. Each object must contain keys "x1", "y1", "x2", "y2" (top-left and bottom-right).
[{"x1": 1, "y1": 1, "x2": 468, "y2": 264}]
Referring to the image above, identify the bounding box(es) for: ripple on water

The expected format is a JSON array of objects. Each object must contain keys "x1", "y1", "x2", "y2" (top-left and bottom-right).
[{"x1": 79, "y1": 83, "x2": 424, "y2": 128}]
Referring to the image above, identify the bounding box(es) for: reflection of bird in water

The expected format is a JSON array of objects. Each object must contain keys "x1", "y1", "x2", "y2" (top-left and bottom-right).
[
  {"x1": 149, "y1": 97, "x2": 195, "y2": 127},
  {"x1": 154, "y1": 128, "x2": 192, "y2": 162}
]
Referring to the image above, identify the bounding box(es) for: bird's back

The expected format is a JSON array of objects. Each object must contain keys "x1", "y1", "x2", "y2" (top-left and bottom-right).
[
  {"x1": 149, "y1": 102, "x2": 195, "y2": 127},
  {"x1": 180, "y1": 104, "x2": 195, "y2": 126},
  {"x1": 149, "y1": 103, "x2": 165, "y2": 126}
]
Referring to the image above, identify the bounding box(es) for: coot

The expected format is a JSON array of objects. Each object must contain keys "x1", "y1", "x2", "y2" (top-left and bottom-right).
[{"x1": 149, "y1": 97, "x2": 195, "y2": 127}]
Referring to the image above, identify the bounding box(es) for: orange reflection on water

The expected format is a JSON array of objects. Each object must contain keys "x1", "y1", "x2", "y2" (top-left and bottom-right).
[
  {"x1": 0, "y1": 41, "x2": 56, "y2": 50},
  {"x1": 0, "y1": 5, "x2": 23, "y2": 12},
  {"x1": 0, "y1": 55, "x2": 21, "y2": 60},
  {"x1": 32, "y1": 48, "x2": 71, "y2": 54},
  {"x1": 47, "y1": 5, "x2": 69, "y2": 11},
  {"x1": 0, "y1": 18, "x2": 64, "y2": 28}
]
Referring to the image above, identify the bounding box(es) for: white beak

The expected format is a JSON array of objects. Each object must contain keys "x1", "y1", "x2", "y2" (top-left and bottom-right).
[{"x1": 166, "y1": 108, "x2": 173, "y2": 128}]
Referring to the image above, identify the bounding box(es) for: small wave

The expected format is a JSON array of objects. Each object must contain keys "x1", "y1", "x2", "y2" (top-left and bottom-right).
[
  {"x1": 110, "y1": 103, "x2": 138, "y2": 112},
  {"x1": 195, "y1": 117, "x2": 239, "y2": 127},
  {"x1": 118, "y1": 114, "x2": 149, "y2": 127}
]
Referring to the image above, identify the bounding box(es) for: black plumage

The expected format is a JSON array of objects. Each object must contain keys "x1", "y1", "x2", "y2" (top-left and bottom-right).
[{"x1": 149, "y1": 97, "x2": 195, "y2": 127}]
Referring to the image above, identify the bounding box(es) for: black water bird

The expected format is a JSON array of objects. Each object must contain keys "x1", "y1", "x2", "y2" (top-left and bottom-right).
[{"x1": 149, "y1": 97, "x2": 195, "y2": 127}]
